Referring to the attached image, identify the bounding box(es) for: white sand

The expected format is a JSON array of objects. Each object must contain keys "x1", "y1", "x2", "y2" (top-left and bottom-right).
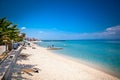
[
  {"x1": 11, "y1": 43, "x2": 120, "y2": 80},
  {"x1": 0, "y1": 45, "x2": 5, "y2": 54}
]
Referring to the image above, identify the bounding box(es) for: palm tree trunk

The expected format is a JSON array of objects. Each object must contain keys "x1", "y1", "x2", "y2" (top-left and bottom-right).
[
  {"x1": 8, "y1": 42, "x2": 12, "y2": 51},
  {"x1": 5, "y1": 42, "x2": 7, "y2": 51}
]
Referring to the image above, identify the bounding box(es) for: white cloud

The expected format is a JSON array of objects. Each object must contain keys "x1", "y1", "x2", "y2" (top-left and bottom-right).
[
  {"x1": 61, "y1": 25, "x2": 120, "y2": 39},
  {"x1": 105, "y1": 25, "x2": 120, "y2": 35},
  {"x1": 31, "y1": 25, "x2": 120, "y2": 40},
  {"x1": 21, "y1": 27, "x2": 26, "y2": 30},
  {"x1": 39, "y1": 31, "x2": 44, "y2": 34},
  {"x1": 106, "y1": 25, "x2": 120, "y2": 32},
  {"x1": 78, "y1": 25, "x2": 120, "y2": 39}
]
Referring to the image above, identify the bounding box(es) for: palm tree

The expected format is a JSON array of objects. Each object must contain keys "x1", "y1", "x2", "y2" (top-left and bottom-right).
[
  {"x1": 8, "y1": 25, "x2": 21, "y2": 50},
  {"x1": 0, "y1": 17, "x2": 12, "y2": 50},
  {"x1": 0, "y1": 17, "x2": 24, "y2": 51}
]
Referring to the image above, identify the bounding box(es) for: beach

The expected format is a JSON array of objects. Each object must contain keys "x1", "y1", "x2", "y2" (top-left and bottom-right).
[
  {"x1": 0, "y1": 45, "x2": 5, "y2": 54},
  {"x1": 11, "y1": 42, "x2": 120, "y2": 80}
]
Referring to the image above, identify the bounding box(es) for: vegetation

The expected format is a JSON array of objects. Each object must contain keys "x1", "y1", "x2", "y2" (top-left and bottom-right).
[{"x1": 0, "y1": 17, "x2": 25, "y2": 51}]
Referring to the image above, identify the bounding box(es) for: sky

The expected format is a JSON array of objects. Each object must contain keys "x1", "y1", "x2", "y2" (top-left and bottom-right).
[{"x1": 0, "y1": 0, "x2": 120, "y2": 40}]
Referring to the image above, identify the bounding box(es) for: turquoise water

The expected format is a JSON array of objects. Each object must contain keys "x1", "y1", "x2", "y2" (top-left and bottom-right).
[{"x1": 36, "y1": 40, "x2": 120, "y2": 77}]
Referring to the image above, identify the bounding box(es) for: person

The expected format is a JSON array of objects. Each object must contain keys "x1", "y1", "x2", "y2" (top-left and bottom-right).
[
  {"x1": 13, "y1": 42, "x2": 18, "y2": 49},
  {"x1": 28, "y1": 43, "x2": 30, "y2": 46},
  {"x1": 51, "y1": 45, "x2": 54, "y2": 48}
]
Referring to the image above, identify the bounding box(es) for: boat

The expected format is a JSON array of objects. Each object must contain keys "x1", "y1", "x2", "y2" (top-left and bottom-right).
[{"x1": 47, "y1": 47, "x2": 63, "y2": 50}]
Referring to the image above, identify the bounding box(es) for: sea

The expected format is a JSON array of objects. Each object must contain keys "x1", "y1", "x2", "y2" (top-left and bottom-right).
[{"x1": 35, "y1": 40, "x2": 120, "y2": 78}]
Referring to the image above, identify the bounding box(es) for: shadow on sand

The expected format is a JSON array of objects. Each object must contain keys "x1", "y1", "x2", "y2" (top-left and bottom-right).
[
  {"x1": 11, "y1": 52, "x2": 40, "y2": 80},
  {"x1": 17, "y1": 53, "x2": 31, "y2": 61},
  {"x1": 11, "y1": 63, "x2": 37, "y2": 80}
]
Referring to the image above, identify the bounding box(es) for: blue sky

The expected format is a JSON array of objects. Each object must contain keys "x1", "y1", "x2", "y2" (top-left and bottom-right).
[{"x1": 0, "y1": 0, "x2": 120, "y2": 40}]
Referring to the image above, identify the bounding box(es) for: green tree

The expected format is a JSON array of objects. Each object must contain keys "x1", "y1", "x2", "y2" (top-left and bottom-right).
[
  {"x1": 0, "y1": 17, "x2": 12, "y2": 45},
  {"x1": 0, "y1": 17, "x2": 24, "y2": 51}
]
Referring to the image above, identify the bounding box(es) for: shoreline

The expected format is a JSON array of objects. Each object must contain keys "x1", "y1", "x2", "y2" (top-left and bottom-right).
[
  {"x1": 11, "y1": 42, "x2": 120, "y2": 80},
  {"x1": 36, "y1": 41, "x2": 120, "y2": 78},
  {"x1": 36, "y1": 42, "x2": 120, "y2": 79},
  {"x1": 55, "y1": 53, "x2": 120, "y2": 79}
]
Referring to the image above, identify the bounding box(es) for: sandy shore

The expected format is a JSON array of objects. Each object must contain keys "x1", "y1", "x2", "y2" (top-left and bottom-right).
[
  {"x1": 11, "y1": 43, "x2": 120, "y2": 80},
  {"x1": 0, "y1": 45, "x2": 5, "y2": 54}
]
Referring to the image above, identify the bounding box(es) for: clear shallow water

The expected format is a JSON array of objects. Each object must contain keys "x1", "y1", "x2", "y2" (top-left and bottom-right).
[{"x1": 36, "y1": 40, "x2": 120, "y2": 77}]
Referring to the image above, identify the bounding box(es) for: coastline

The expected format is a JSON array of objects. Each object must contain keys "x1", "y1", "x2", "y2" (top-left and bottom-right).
[
  {"x1": 56, "y1": 53, "x2": 120, "y2": 79},
  {"x1": 11, "y1": 42, "x2": 120, "y2": 80}
]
